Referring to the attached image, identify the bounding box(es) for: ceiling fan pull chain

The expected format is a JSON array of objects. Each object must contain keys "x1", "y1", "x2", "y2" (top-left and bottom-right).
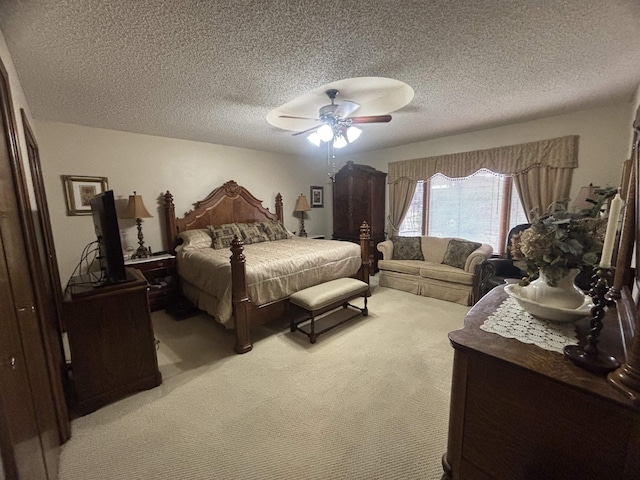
[{"x1": 327, "y1": 143, "x2": 337, "y2": 182}]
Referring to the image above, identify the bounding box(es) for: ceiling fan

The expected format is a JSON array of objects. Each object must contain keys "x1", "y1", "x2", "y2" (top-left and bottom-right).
[{"x1": 278, "y1": 89, "x2": 392, "y2": 147}]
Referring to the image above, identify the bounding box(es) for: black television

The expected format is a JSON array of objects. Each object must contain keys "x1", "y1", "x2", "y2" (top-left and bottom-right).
[{"x1": 90, "y1": 190, "x2": 127, "y2": 285}]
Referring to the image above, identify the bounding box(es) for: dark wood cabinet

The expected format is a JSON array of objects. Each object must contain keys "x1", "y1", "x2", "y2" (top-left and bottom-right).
[
  {"x1": 125, "y1": 254, "x2": 177, "y2": 311},
  {"x1": 64, "y1": 267, "x2": 162, "y2": 415},
  {"x1": 444, "y1": 286, "x2": 640, "y2": 480},
  {"x1": 332, "y1": 161, "x2": 386, "y2": 272}
]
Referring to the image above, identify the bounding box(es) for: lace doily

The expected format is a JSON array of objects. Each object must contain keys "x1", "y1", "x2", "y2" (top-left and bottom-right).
[{"x1": 480, "y1": 296, "x2": 579, "y2": 353}]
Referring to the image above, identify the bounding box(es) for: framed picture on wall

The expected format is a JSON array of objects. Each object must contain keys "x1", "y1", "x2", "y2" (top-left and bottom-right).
[
  {"x1": 310, "y1": 186, "x2": 324, "y2": 208},
  {"x1": 63, "y1": 175, "x2": 109, "y2": 216}
]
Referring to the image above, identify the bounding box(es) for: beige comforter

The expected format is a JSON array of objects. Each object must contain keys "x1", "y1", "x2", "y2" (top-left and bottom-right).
[{"x1": 177, "y1": 237, "x2": 362, "y2": 326}]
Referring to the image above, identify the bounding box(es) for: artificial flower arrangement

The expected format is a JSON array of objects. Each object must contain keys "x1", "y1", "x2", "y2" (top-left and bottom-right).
[{"x1": 510, "y1": 192, "x2": 614, "y2": 287}]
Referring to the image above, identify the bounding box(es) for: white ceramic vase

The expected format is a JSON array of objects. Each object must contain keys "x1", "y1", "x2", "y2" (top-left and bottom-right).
[{"x1": 525, "y1": 268, "x2": 586, "y2": 309}]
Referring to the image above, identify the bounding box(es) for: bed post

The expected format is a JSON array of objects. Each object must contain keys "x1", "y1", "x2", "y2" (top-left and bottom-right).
[
  {"x1": 359, "y1": 221, "x2": 371, "y2": 286},
  {"x1": 163, "y1": 191, "x2": 177, "y2": 252},
  {"x1": 230, "y1": 236, "x2": 252, "y2": 354},
  {"x1": 275, "y1": 193, "x2": 283, "y2": 222}
]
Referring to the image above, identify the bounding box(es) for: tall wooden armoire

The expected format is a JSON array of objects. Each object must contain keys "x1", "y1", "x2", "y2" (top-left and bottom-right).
[{"x1": 332, "y1": 161, "x2": 386, "y2": 272}]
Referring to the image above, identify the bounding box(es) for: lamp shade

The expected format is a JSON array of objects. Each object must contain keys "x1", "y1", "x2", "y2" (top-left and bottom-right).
[
  {"x1": 121, "y1": 191, "x2": 153, "y2": 219},
  {"x1": 306, "y1": 131, "x2": 321, "y2": 147},
  {"x1": 346, "y1": 126, "x2": 362, "y2": 143},
  {"x1": 571, "y1": 184, "x2": 597, "y2": 212},
  {"x1": 317, "y1": 124, "x2": 334, "y2": 142},
  {"x1": 294, "y1": 194, "x2": 311, "y2": 212},
  {"x1": 333, "y1": 135, "x2": 348, "y2": 149}
]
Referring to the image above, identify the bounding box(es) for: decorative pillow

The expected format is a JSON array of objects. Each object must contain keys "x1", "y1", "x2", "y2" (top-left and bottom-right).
[
  {"x1": 208, "y1": 223, "x2": 242, "y2": 250},
  {"x1": 260, "y1": 220, "x2": 290, "y2": 241},
  {"x1": 391, "y1": 236, "x2": 424, "y2": 260},
  {"x1": 442, "y1": 239, "x2": 482, "y2": 269},
  {"x1": 177, "y1": 229, "x2": 213, "y2": 250},
  {"x1": 235, "y1": 222, "x2": 270, "y2": 245}
]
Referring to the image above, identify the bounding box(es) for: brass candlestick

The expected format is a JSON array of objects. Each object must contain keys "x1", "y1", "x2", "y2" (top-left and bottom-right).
[{"x1": 564, "y1": 267, "x2": 620, "y2": 375}]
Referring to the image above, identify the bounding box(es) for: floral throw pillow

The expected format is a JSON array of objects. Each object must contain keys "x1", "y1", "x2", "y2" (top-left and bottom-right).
[
  {"x1": 208, "y1": 223, "x2": 242, "y2": 250},
  {"x1": 236, "y1": 222, "x2": 270, "y2": 244},
  {"x1": 442, "y1": 239, "x2": 482, "y2": 269},
  {"x1": 391, "y1": 236, "x2": 424, "y2": 260},
  {"x1": 260, "y1": 220, "x2": 290, "y2": 241}
]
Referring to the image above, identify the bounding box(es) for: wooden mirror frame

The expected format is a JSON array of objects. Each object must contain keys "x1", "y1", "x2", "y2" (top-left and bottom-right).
[{"x1": 607, "y1": 104, "x2": 640, "y2": 404}]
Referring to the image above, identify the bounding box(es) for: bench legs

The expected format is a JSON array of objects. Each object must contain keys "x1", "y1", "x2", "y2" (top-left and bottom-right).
[{"x1": 290, "y1": 294, "x2": 368, "y2": 344}]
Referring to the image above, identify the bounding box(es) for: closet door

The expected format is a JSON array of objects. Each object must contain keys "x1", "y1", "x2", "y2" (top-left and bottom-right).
[
  {"x1": 21, "y1": 110, "x2": 70, "y2": 443},
  {"x1": 0, "y1": 55, "x2": 64, "y2": 479}
]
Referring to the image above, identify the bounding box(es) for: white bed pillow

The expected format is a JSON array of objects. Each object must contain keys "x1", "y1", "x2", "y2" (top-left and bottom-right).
[{"x1": 177, "y1": 229, "x2": 213, "y2": 251}]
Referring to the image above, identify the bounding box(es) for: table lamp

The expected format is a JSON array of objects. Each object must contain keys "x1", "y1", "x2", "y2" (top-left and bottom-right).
[
  {"x1": 294, "y1": 194, "x2": 311, "y2": 237},
  {"x1": 121, "y1": 191, "x2": 153, "y2": 258}
]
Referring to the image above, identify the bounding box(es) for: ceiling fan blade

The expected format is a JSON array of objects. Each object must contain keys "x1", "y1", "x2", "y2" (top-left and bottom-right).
[
  {"x1": 333, "y1": 100, "x2": 360, "y2": 119},
  {"x1": 279, "y1": 115, "x2": 320, "y2": 121},
  {"x1": 349, "y1": 115, "x2": 392, "y2": 124},
  {"x1": 292, "y1": 125, "x2": 320, "y2": 136}
]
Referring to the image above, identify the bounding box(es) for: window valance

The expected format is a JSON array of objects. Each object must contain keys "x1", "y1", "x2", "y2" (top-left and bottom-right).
[{"x1": 387, "y1": 135, "x2": 579, "y2": 184}]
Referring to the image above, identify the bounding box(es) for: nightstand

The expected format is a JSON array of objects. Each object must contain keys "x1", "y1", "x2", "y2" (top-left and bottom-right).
[{"x1": 125, "y1": 254, "x2": 177, "y2": 311}]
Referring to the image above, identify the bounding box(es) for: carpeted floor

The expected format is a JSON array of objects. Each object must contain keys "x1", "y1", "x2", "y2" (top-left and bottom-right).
[{"x1": 58, "y1": 279, "x2": 469, "y2": 480}]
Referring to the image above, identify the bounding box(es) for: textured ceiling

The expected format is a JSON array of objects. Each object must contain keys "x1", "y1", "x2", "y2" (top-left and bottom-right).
[{"x1": 1, "y1": 0, "x2": 639, "y2": 157}]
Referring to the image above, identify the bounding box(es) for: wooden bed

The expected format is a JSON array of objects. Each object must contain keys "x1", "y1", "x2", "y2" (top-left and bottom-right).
[{"x1": 162, "y1": 180, "x2": 370, "y2": 354}]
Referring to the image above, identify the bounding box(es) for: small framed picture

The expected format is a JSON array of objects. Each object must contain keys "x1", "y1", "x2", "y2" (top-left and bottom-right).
[
  {"x1": 63, "y1": 175, "x2": 109, "y2": 216},
  {"x1": 310, "y1": 186, "x2": 324, "y2": 208}
]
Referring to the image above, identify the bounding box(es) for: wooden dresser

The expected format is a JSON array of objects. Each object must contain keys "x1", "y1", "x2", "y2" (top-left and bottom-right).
[
  {"x1": 443, "y1": 285, "x2": 639, "y2": 480},
  {"x1": 332, "y1": 161, "x2": 386, "y2": 272},
  {"x1": 63, "y1": 267, "x2": 162, "y2": 414}
]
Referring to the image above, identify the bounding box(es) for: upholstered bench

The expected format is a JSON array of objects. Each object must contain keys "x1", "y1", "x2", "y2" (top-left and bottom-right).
[{"x1": 289, "y1": 278, "x2": 369, "y2": 344}]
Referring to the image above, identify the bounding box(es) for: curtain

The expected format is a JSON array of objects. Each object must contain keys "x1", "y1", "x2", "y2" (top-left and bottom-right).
[
  {"x1": 388, "y1": 177, "x2": 417, "y2": 236},
  {"x1": 513, "y1": 166, "x2": 574, "y2": 221},
  {"x1": 387, "y1": 135, "x2": 578, "y2": 224}
]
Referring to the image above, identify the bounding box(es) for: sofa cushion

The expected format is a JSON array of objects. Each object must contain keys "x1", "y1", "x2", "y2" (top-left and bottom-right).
[
  {"x1": 421, "y1": 236, "x2": 451, "y2": 263},
  {"x1": 378, "y1": 259, "x2": 423, "y2": 276},
  {"x1": 391, "y1": 236, "x2": 424, "y2": 260},
  {"x1": 442, "y1": 239, "x2": 482, "y2": 269},
  {"x1": 419, "y1": 263, "x2": 475, "y2": 285}
]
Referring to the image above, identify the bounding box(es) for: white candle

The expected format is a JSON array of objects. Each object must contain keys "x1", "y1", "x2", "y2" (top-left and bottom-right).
[{"x1": 599, "y1": 193, "x2": 623, "y2": 268}]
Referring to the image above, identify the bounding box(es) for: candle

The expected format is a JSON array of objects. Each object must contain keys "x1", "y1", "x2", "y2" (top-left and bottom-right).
[{"x1": 599, "y1": 193, "x2": 623, "y2": 268}]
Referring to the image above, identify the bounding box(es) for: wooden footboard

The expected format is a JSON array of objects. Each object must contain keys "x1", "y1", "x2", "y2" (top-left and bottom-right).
[{"x1": 163, "y1": 180, "x2": 370, "y2": 354}]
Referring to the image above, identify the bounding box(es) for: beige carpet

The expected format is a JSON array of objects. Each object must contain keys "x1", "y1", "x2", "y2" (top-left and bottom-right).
[{"x1": 58, "y1": 279, "x2": 469, "y2": 480}]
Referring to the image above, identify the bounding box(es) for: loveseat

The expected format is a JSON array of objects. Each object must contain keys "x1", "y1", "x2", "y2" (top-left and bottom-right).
[{"x1": 376, "y1": 236, "x2": 493, "y2": 305}]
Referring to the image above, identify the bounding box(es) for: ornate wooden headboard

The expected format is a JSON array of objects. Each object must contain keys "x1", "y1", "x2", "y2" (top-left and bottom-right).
[{"x1": 162, "y1": 180, "x2": 283, "y2": 253}]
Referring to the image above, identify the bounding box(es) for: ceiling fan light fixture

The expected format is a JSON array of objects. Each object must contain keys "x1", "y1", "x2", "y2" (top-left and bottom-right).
[
  {"x1": 306, "y1": 132, "x2": 321, "y2": 146},
  {"x1": 333, "y1": 134, "x2": 348, "y2": 149},
  {"x1": 346, "y1": 126, "x2": 362, "y2": 143},
  {"x1": 317, "y1": 124, "x2": 334, "y2": 142}
]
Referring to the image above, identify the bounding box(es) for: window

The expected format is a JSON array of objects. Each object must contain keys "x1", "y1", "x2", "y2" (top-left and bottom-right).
[{"x1": 399, "y1": 169, "x2": 527, "y2": 254}]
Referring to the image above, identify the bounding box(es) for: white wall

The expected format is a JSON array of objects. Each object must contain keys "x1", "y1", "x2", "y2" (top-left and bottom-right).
[
  {"x1": 0, "y1": 30, "x2": 38, "y2": 210},
  {"x1": 345, "y1": 103, "x2": 634, "y2": 204},
  {"x1": 34, "y1": 121, "x2": 334, "y2": 286}
]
